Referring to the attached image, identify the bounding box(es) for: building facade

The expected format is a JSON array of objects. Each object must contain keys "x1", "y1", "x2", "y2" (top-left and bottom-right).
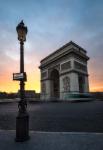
[{"x1": 39, "y1": 41, "x2": 89, "y2": 100}]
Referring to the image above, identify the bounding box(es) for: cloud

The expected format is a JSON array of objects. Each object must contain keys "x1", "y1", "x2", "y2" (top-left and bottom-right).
[{"x1": 0, "y1": 0, "x2": 103, "y2": 92}]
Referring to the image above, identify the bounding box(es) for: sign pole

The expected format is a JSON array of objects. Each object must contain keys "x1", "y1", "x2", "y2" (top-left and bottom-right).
[{"x1": 19, "y1": 40, "x2": 26, "y2": 112}]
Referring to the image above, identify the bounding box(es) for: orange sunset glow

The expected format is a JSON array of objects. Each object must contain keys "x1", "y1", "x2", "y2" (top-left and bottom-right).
[{"x1": 0, "y1": 54, "x2": 103, "y2": 93}]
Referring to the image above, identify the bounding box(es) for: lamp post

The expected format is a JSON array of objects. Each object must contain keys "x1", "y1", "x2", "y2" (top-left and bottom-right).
[{"x1": 15, "y1": 20, "x2": 29, "y2": 142}]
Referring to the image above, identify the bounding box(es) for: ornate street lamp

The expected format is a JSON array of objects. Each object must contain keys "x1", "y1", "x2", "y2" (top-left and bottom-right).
[{"x1": 15, "y1": 20, "x2": 29, "y2": 142}]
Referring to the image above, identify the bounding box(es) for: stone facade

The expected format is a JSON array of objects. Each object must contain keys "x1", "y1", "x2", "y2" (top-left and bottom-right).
[{"x1": 39, "y1": 41, "x2": 89, "y2": 100}]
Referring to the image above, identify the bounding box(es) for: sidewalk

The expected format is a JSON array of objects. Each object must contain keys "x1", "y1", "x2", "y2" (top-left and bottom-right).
[{"x1": 0, "y1": 130, "x2": 103, "y2": 150}]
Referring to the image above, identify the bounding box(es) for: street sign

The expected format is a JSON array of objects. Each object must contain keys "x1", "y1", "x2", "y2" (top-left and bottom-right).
[{"x1": 13, "y1": 72, "x2": 27, "y2": 81}]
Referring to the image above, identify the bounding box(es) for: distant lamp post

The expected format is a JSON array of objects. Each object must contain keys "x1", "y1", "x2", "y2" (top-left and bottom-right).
[{"x1": 15, "y1": 20, "x2": 29, "y2": 142}]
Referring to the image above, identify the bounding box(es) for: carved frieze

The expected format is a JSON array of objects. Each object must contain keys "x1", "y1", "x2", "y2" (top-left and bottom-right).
[
  {"x1": 74, "y1": 61, "x2": 87, "y2": 72},
  {"x1": 61, "y1": 61, "x2": 71, "y2": 71},
  {"x1": 63, "y1": 76, "x2": 70, "y2": 92}
]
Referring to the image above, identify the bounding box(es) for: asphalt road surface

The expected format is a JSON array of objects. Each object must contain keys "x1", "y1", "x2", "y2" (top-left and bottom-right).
[{"x1": 0, "y1": 100, "x2": 103, "y2": 132}]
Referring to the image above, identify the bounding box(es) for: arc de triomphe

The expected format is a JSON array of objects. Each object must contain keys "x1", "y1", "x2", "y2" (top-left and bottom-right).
[{"x1": 39, "y1": 41, "x2": 89, "y2": 100}]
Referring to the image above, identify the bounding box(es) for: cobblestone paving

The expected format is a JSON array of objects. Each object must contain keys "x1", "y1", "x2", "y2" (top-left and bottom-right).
[{"x1": 0, "y1": 100, "x2": 103, "y2": 132}]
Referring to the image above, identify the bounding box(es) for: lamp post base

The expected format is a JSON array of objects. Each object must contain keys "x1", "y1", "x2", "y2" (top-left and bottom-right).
[{"x1": 15, "y1": 112, "x2": 29, "y2": 142}]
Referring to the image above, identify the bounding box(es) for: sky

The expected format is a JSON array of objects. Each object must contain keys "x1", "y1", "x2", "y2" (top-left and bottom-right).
[{"x1": 0, "y1": 0, "x2": 103, "y2": 93}]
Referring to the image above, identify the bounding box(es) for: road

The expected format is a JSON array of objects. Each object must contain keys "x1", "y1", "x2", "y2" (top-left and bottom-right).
[{"x1": 0, "y1": 100, "x2": 103, "y2": 132}]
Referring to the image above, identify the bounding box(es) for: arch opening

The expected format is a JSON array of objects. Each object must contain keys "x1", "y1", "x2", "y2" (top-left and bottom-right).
[
  {"x1": 50, "y1": 69, "x2": 59, "y2": 98},
  {"x1": 78, "y1": 75, "x2": 85, "y2": 93}
]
